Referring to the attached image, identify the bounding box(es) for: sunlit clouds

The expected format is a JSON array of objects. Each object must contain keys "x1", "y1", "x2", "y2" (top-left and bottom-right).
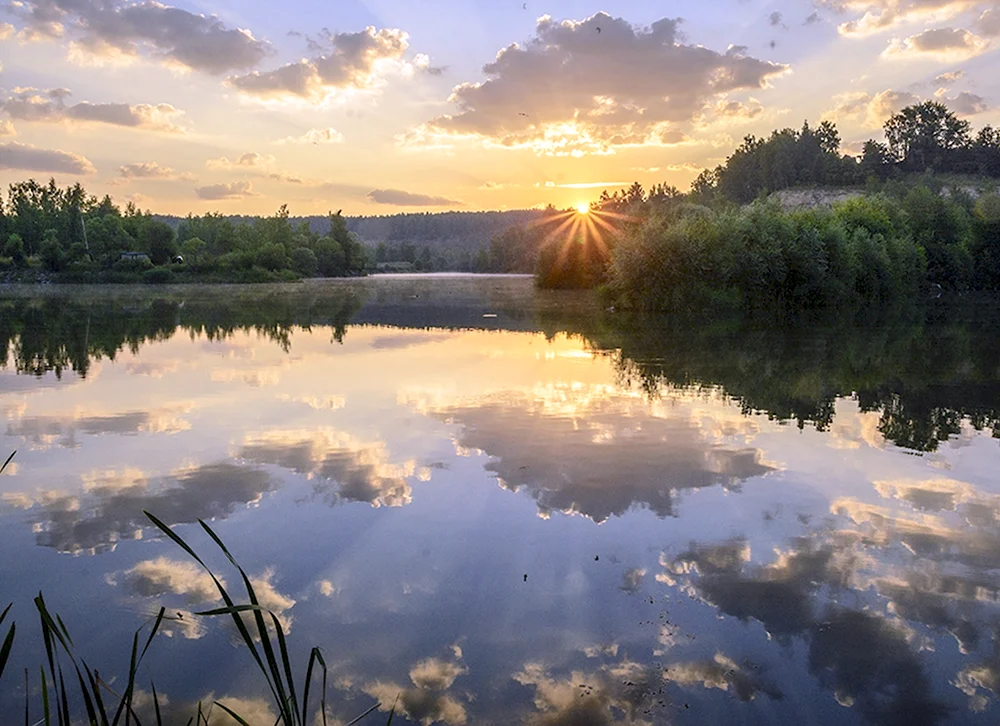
[{"x1": 0, "y1": 2, "x2": 997, "y2": 212}]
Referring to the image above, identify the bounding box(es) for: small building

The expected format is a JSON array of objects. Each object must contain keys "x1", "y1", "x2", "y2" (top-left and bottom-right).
[{"x1": 120, "y1": 252, "x2": 151, "y2": 263}]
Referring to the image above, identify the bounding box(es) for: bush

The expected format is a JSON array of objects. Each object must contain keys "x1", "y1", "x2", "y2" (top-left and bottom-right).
[
  {"x1": 143, "y1": 266, "x2": 174, "y2": 284},
  {"x1": 290, "y1": 246, "x2": 318, "y2": 277}
]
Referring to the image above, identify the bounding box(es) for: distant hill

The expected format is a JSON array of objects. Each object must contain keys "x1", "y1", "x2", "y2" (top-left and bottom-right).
[{"x1": 154, "y1": 209, "x2": 549, "y2": 254}]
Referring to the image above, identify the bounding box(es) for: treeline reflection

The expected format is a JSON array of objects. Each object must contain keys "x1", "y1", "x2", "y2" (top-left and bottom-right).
[{"x1": 2, "y1": 288, "x2": 999, "y2": 453}]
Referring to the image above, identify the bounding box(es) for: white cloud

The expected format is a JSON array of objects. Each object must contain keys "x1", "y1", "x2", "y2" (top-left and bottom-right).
[
  {"x1": 824, "y1": 88, "x2": 921, "y2": 127},
  {"x1": 275, "y1": 127, "x2": 344, "y2": 145},
  {"x1": 195, "y1": 180, "x2": 259, "y2": 200},
  {"x1": 206, "y1": 152, "x2": 275, "y2": 170},
  {"x1": 403, "y1": 12, "x2": 787, "y2": 157},
  {"x1": 228, "y1": 26, "x2": 415, "y2": 101},
  {"x1": 0, "y1": 119, "x2": 15, "y2": 137},
  {"x1": 119, "y1": 161, "x2": 194, "y2": 180},
  {"x1": 825, "y1": 0, "x2": 986, "y2": 37},
  {"x1": 0, "y1": 140, "x2": 95, "y2": 173},
  {"x1": 1, "y1": 87, "x2": 184, "y2": 132},
  {"x1": 883, "y1": 27, "x2": 992, "y2": 60}
]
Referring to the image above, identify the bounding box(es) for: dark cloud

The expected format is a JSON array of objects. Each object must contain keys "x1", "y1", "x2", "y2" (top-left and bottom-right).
[
  {"x1": 4, "y1": 463, "x2": 272, "y2": 554},
  {"x1": 1, "y1": 87, "x2": 183, "y2": 131},
  {"x1": 769, "y1": 11, "x2": 786, "y2": 28},
  {"x1": 227, "y1": 26, "x2": 411, "y2": 100},
  {"x1": 367, "y1": 189, "x2": 464, "y2": 207},
  {"x1": 195, "y1": 180, "x2": 259, "y2": 200},
  {"x1": 9, "y1": 0, "x2": 270, "y2": 74},
  {"x1": 406, "y1": 12, "x2": 787, "y2": 155},
  {"x1": 0, "y1": 140, "x2": 95, "y2": 174},
  {"x1": 804, "y1": 11, "x2": 822, "y2": 25},
  {"x1": 427, "y1": 393, "x2": 773, "y2": 523}
]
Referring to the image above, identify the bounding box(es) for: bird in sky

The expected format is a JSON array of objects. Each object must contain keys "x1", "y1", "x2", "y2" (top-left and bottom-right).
[{"x1": 596, "y1": 26, "x2": 602, "y2": 33}]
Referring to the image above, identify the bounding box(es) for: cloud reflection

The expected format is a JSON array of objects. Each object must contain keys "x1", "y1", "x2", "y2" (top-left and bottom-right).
[
  {"x1": 2, "y1": 463, "x2": 272, "y2": 554},
  {"x1": 240, "y1": 429, "x2": 427, "y2": 508},
  {"x1": 410, "y1": 386, "x2": 773, "y2": 523}
]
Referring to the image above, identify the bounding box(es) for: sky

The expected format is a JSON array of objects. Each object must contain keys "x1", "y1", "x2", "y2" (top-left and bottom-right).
[{"x1": 1, "y1": 0, "x2": 999, "y2": 216}]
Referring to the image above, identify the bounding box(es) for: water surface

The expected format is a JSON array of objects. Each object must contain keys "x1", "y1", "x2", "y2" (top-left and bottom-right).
[{"x1": 2, "y1": 276, "x2": 1000, "y2": 725}]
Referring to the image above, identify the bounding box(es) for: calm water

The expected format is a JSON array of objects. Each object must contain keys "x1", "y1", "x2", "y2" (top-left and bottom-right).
[{"x1": 2, "y1": 275, "x2": 1000, "y2": 725}]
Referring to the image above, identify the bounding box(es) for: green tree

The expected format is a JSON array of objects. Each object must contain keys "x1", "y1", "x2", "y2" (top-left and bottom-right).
[
  {"x1": 142, "y1": 220, "x2": 177, "y2": 265},
  {"x1": 3, "y1": 233, "x2": 25, "y2": 266},
  {"x1": 883, "y1": 101, "x2": 971, "y2": 171},
  {"x1": 290, "y1": 246, "x2": 318, "y2": 277},
  {"x1": 40, "y1": 229, "x2": 64, "y2": 272}
]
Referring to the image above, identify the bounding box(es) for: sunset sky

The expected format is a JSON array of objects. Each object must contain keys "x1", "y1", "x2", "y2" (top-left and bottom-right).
[{"x1": 1, "y1": 0, "x2": 999, "y2": 215}]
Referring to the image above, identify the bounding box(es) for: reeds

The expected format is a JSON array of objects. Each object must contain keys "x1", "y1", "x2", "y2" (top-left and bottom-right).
[{"x1": 0, "y1": 448, "x2": 392, "y2": 725}]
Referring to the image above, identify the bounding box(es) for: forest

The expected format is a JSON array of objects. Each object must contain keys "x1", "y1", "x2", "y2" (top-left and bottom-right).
[{"x1": 491, "y1": 101, "x2": 1000, "y2": 313}]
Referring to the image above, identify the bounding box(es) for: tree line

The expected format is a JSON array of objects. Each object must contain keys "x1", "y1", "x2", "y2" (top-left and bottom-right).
[
  {"x1": 0, "y1": 179, "x2": 369, "y2": 283},
  {"x1": 691, "y1": 101, "x2": 1000, "y2": 204},
  {"x1": 479, "y1": 101, "x2": 1000, "y2": 311}
]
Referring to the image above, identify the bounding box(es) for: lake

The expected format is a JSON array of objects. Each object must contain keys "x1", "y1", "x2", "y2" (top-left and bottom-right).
[{"x1": 2, "y1": 274, "x2": 1000, "y2": 725}]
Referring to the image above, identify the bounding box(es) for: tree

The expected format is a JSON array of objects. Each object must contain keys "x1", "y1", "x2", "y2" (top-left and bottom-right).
[
  {"x1": 860, "y1": 140, "x2": 893, "y2": 179},
  {"x1": 290, "y1": 246, "x2": 318, "y2": 277},
  {"x1": 883, "y1": 101, "x2": 971, "y2": 171},
  {"x1": 40, "y1": 229, "x2": 63, "y2": 272},
  {"x1": 3, "y1": 233, "x2": 25, "y2": 266},
  {"x1": 142, "y1": 220, "x2": 177, "y2": 265}
]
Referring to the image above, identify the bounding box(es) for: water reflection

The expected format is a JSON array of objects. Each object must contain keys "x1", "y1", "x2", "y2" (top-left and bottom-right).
[
  {"x1": 414, "y1": 387, "x2": 773, "y2": 522},
  {"x1": 1, "y1": 279, "x2": 1000, "y2": 724},
  {"x1": 3, "y1": 463, "x2": 271, "y2": 554},
  {"x1": 240, "y1": 430, "x2": 425, "y2": 508}
]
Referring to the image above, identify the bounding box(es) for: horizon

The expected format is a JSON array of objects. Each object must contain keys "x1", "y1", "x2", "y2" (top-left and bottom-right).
[{"x1": 1, "y1": 1, "x2": 999, "y2": 217}]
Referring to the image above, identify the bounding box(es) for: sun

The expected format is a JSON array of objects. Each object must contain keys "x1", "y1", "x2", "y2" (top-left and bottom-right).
[{"x1": 576, "y1": 203, "x2": 590, "y2": 215}]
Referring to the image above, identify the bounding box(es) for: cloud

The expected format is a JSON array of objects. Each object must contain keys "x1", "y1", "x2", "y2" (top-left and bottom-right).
[
  {"x1": 206, "y1": 152, "x2": 275, "y2": 170},
  {"x1": 119, "y1": 161, "x2": 194, "y2": 181},
  {"x1": 804, "y1": 11, "x2": 823, "y2": 25},
  {"x1": 8, "y1": 0, "x2": 270, "y2": 74},
  {"x1": 979, "y1": 8, "x2": 1000, "y2": 36},
  {"x1": 0, "y1": 141, "x2": 95, "y2": 174},
  {"x1": 0, "y1": 22, "x2": 14, "y2": 39},
  {"x1": 412, "y1": 387, "x2": 773, "y2": 523},
  {"x1": 362, "y1": 655, "x2": 468, "y2": 726},
  {"x1": 947, "y1": 90, "x2": 988, "y2": 114},
  {"x1": 0, "y1": 119, "x2": 15, "y2": 137},
  {"x1": 934, "y1": 69, "x2": 965, "y2": 85},
  {"x1": 195, "y1": 180, "x2": 259, "y2": 200},
  {"x1": 3, "y1": 462, "x2": 272, "y2": 554},
  {"x1": 123, "y1": 557, "x2": 218, "y2": 603},
  {"x1": 619, "y1": 567, "x2": 646, "y2": 593},
  {"x1": 824, "y1": 88, "x2": 920, "y2": 127},
  {"x1": 240, "y1": 429, "x2": 421, "y2": 508},
  {"x1": 1, "y1": 87, "x2": 184, "y2": 131},
  {"x1": 827, "y1": 0, "x2": 986, "y2": 37},
  {"x1": 275, "y1": 127, "x2": 344, "y2": 145},
  {"x1": 227, "y1": 26, "x2": 415, "y2": 101},
  {"x1": 6, "y1": 405, "x2": 192, "y2": 446},
  {"x1": 367, "y1": 189, "x2": 464, "y2": 207},
  {"x1": 404, "y1": 12, "x2": 787, "y2": 156},
  {"x1": 883, "y1": 27, "x2": 991, "y2": 60}
]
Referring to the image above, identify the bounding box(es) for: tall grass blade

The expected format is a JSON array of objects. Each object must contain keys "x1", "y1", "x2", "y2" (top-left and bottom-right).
[
  {"x1": 1, "y1": 450, "x2": 15, "y2": 474},
  {"x1": 0, "y1": 604, "x2": 15, "y2": 681},
  {"x1": 214, "y1": 702, "x2": 253, "y2": 726},
  {"x1": 152, "y1": 682, "x2": 163, "y2": 726},
  {"x1": 270, "y1": 611, "x2": 298, "y2": 724},
  {"x1": 40, "y1": 666, "x2": 50, "y2": 726},
  {"x1": 197, "y1": 518, "x2": 291, "y2": 723},
  {"x1": 56, "y1": 665, "x2": 70, "y2": 726},
  {"x1": 143, "y1": 511, "x2": 280, "y2": 710},
  {"x1": 344, "y1": 702, "x2": 380, "y2": 726}
]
